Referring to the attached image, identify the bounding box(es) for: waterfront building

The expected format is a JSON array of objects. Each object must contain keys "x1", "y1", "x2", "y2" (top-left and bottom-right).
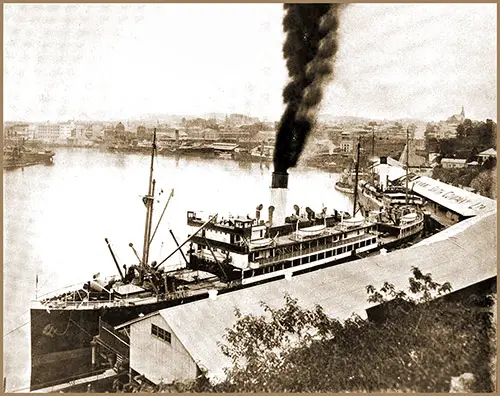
[
  {"x1": 340, "y1": 131, "x2": 353, "y2": 153},
  {"x1": 441, "y1": 158, "x2": 468, "y2": 169},
  {"x1": 477, "y1": 148, "x2": 497, "y2": 165},
  {"x1": 408, "y1": 175, "x2": 496, "y2": 224},
  {"x1": 115, "y1": 122, "x2": 125, "y2": 134},
  {"x1": 59, "y1": 122, "x2": 75, "y2": 141},
  {"x1": 4, "y1": 123, "x2": 31, "y2": 140},
  {"x1": 36, "y1": 123, "x2": 61, "y2": 142},
  {"x1": 201, "y1": 127, "x2": 220, "y2": 141}
]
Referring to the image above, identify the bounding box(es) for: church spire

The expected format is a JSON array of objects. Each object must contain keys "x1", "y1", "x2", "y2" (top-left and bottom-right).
[{"x1": 460, "y1": 106, "x2": 465, "y2": 117}]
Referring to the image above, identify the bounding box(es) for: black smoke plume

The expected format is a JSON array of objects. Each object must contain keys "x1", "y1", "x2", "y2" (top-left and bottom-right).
[{"x1": 274, "y1": 3, "x2": 342, "y2": 173}]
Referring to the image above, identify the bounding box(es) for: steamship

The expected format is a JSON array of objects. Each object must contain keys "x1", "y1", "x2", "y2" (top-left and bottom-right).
[
  {"x1": 29, "y1": 135, "x2": 427, "y2": 390},
  {"x1": 335, "y1": 169, "x2": 369, "y2": 195},
  {"x1": 357, "y1": 149, "x2": 426, "y2": 248},
  {"x1": 3, "y1": 141, "x2": 55, "y2": 169}
]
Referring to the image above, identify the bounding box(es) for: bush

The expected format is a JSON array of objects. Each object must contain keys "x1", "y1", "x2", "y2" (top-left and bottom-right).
[{"x1": 206, "y1": 268, "x2": 495, "y2": 393}]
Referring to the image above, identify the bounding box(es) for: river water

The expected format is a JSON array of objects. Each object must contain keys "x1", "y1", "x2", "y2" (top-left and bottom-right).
[{"x1": 3, "y1": 147, "x2": 352, "y2": 392}]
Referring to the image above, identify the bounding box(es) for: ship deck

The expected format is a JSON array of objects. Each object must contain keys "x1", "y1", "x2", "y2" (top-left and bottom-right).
[{"x1": 271, "y1": 221, "x2": 369, "y2": 247}]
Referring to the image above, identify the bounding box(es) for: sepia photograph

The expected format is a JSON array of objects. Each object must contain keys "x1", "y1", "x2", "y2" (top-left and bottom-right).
[{"x1": 3, "y1": 2, "x2": 497, "y2": 393}]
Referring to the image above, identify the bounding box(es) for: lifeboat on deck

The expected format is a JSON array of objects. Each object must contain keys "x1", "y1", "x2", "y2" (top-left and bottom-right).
[
  {"x1": 249, "y1": 238, "x2": 273, "y2": 249},
  {"x1": 296, "y1": 224, "x2": 326, "y2": 239}
]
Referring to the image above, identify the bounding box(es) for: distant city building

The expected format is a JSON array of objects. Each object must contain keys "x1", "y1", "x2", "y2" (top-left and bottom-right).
[
  {"x1": 59, "y1": 122, "x2": 75, "y2": 140},
  {"x1": 446, "y1": 106, "x2": 465, "y2": 124},
  {"x1": 137, "y1": 126, "x2": 148, "y2": 140},
  {"x1": 425, "y1": 122, "x2": 458, "y2": 139},
  {"x1": 423, "y1": 106, "x2": 466, "y2": 141},
  {"x1": 103, "y1": 125, "x2": 115, "y2": 139},
  {"x1": 201, "y1": 128, "x2": 219, "y2": 141},
  {"x1": 115, "y1": 122, "x2": 125, "y2": 134},
  {"x1": 5, "y1": 123, "x2": 31, "y2": 140},
  {"x1": 224, "y1": 113, "x2": 260, "y2": 127},
  {"x1": 254, "y1": 130, "x2": 276, "y2": 144},
  {"x1": 340, "y1": 131, "x2": 353, "y2": 153},
  {"x1": 36, "y1": 123, "x2": 61, "y2": 142},
  {"x1": 91, "y1": 123, "x2": 104, "y2": 138}
]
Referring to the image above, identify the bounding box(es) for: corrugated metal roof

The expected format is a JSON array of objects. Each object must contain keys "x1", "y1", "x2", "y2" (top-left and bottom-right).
[
  {"x1": 156, "y1": 211, "x2": 496, "y2": 382},
  {"x1": 408, "y1": 176, "x2": 496, "y2": 217}
]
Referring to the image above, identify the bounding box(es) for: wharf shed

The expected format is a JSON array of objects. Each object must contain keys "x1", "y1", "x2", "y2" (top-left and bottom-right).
[
  {"x1": 477, "y1": 148, "x2": 497, "y2": 165},
  {"x1": 441, "y1": 158, "x2": 468, "y2": 169},
  {"x1": 122, "y1": 211, "x2": 496, "y2": 386},
  {"x1": 408, "y1": 176, "x2": 496, "y2": 223}
]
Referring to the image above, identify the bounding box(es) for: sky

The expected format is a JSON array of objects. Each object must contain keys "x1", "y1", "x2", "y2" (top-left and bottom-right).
[{"x1": 3, "y1": 3, "x2": 497, "y2": 123}]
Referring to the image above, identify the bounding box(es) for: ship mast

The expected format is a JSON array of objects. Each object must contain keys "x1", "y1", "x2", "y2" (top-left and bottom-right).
[
  {"x1": 405, "y1": 126, "x2": 409, "y2": 205},
  {"x1": 352, "y1": 139, "x2": 361, "y2": 217},
  {"x1": 142, "y1": 129, "x2": 157, "y2": 268},
  {"x1": 371, "y1": 126, "x2": 375, "y2": 184}
]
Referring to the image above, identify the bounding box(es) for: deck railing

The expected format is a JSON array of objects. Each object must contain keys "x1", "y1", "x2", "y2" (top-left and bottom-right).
[
  {"x1": 97, "y1": 318, "x2": 130, "y2": 358},
  {"x1": 252, "y1": 233, "x2": 377, "y2": 266}
]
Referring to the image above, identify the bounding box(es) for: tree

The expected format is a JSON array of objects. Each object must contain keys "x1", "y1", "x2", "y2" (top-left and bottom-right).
[
  {"x1": 439, "y1": 138, "x2": 458, "y2": 157},
  {"x1": 184, "y1": 267, "x2": 495, "y2": 393}
]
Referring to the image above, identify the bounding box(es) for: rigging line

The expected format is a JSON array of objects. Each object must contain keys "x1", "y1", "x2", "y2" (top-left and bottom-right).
[
  {"x1": 149, "y1": 188, "x2": 175, "y2": 245},
  {"x1": 36, "y1": 280, "x2": 89, "y2": 299},
  {"x1": 37, "y1": 273, "x2": 56, "y2": 291},
  {"x1": 3, "y1": 310, "x2": 48, "y2": 338},
  {"x1": 3, "y1": 319, "x2": 31, "y2": 338},
  {"x1": 68, "y1": 316, "x2": 94, "y2": 338},
  {"x1": 54, "y1": 310, "x2": 73, "y2": 337}
]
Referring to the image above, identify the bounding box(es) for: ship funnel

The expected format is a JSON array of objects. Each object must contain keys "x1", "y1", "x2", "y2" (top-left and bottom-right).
[
  {"x1": 256, "y1": 204, "x2": 263, "y2": 221},
  {"x1": 268, "y1": 205, "x2": 275, "y2": 226},
  {"x1": 271, "y1": 171, "x2": 289, "y2": 189},
  {"x1": 270, "y1": 171, "x2": 288, "y2": 226},
  {"x1": 377, "y1": 156, "x2": 390, "y2": 191}
]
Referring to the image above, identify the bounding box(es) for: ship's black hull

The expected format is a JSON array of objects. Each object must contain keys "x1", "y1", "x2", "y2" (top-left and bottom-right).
[
  {"x1": 29, "y1": 292, "x2": 209, "y2": 390},
  {"x1": 4, "y1": 152, "x2": 55, "y2": 169}
]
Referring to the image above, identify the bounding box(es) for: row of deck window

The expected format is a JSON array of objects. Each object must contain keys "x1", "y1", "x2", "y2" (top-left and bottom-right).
[
  {"x1": 400, "y1": 222, "x2": 423, "y2": 237},
  {"x1": 250, "y1": 230, "x2": 375, "y2": 261},
  {"x1": 244, "y1": 237, "x2": 377, "y2": 279}
]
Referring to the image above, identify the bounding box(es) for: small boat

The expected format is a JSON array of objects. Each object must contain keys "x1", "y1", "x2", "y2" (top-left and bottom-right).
[
  {"x1": 217, "y1": 152, "x2": 233, "y2": 160},
  {"x1": 296, "y1": 224, "x2": 326, "y2": 239},
  {"x1": 249, "y1": 238, "x2": 273, "y2": 248},
  {"x1": 3, "y1": 141, "x2": 55, "y2": 169},
  {"x1": 249, "y1": 144, "x2": 273, "y2": 160}
]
